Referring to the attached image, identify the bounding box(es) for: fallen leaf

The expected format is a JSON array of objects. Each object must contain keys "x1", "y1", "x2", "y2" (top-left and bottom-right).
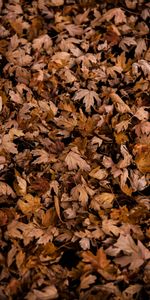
[
  {"x1": 102, "y1": 219, "x2": 121, "y2": 236},
  {"x1": 65, "y1": 147, "x2": 90, "y2": 171},
  {"x1": 18, "y1": 194, "x2": 41, "y2": 215},
  {"x1": 134, "y1": 144, "x2": 150, "y2": 173},
  {"x1": 0, "y1": 182, "x2": 16, "y2": 198},
  {"x1": 74, "y1": 89, "x2": 101, "y2": 112},
  {"x1": 33, "y1": 286, "x2": 58, "y2": 300},
  {"x1": 89, "y1": 167, "x2": 108, "y2": 180},
  {"x1": 80, "y1": 274, "x2": 97, "y2": 290},
  {"x1": 110, "y1": 91, "x2": 131, "y2": 114},
  {"x1": 90, "y1": 193, "x2": 115, "y2": 210}
]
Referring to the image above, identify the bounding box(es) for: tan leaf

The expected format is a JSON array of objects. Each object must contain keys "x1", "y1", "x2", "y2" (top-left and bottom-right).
[
  {"x1": 65, "y1": 147, "x2": 90, "y2": 171},
  {"x1": 2, "y1": 134, "x2": 18, "y2": 154},
  {"x1": 89, "y1": 167, "x2": 108, "y2": 180},
  {"x1": 117, "y1": 145, "x2": 132, "y2": 168},
  {"x1": 110, "y1": 91, "x2": 131, "y2": 114},
  {"x1": 0, "y1": 182, "x2": 16, "y2": 198},
  {"x1": 134, "y1": 107, "x2": 149, "y2": 121},
  {"x1": 80, "y1": 274, "x2": 97, "y2": 290},
  {"x1": 15, "y1": 173, "x2": 27, "y2": 196},
  {"x1": 94, "y1": 8, "x2": 126, "y2": 25},
  {"x1": 9, "y1": 90, "x2": 23, "y2": 104},
  {"x1": 79, "y1": 237, "x2": 90, "y2": 250},
  {"x1": 91, "y1": 193, "x2": 115, "y2": 210},
  {"x1": 7, "y1": 246, "x2": 18, "y2": 267},
  {"x1": 32, "y1": 34, "x2": 52, "y2": 53},
  {"x1": 115, "y1": 120, "x2": 131, "y2": 133},
  {"x1": 122, "y1": 284, "x2": 142, "y2": 300},
  {"x1": 32, "y1": 149, "x2": 51, "y2": 164},
  {"x1": 33, "y1": 286, "x2": 58, "y2": 299},
  {"x1": 65, "y1": 24, "x2": 84, "y2": 36},
  {"x1": 16, "y1": 250, "x2": 25, "y2": 270},
  {"x1": 102, "y1": 219, "x2": 121, "y2": 236},
  {"x1": 119, "y1": 37, "x2": 137, "y2": 51},
  {"x1": 106, "y1": 234, "x2": 150, "y2": 270},
  {"x1": 135, "y1": 39, "x2": 147, "y2": 59},
  {"x1": 74, "y1": 89, "x2": 100, "y2": 112},
  {"x1": 54, "y1": 195, "x2": 63, "y2": 222},
  {"x1": 51, "y1": 52, "x2": 70, "y2": 66},
  {"x1": 125, "y1": 0, "x2": 137, "y2": 9},
  {"x1": 50, "y1": 0, "x2": 64, "y2": 6},
  {"x1": 71, "y1": 184, "x2": 88, "y2": 206},
  {"x1": 97, "y1": 248, "x2": 110, "y2": 269},
  {"x1": 75, "y1": 8, "x2": 90, "y2": 25}
]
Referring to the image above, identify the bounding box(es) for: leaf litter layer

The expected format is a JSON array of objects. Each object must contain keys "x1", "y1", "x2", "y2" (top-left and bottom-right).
[{"x1": 0, "y1": 0, "x2": 150, "y2": 299}]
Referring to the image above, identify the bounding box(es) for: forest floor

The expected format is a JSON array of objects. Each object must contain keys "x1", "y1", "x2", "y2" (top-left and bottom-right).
[{"x1": 0, "y1": 0, "x2": 150, "y2": 299}]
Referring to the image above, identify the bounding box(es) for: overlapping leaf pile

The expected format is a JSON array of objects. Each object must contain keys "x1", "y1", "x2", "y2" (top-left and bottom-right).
[{"x1": 0, "y1": 0, "x2": 150, "y2": 299}]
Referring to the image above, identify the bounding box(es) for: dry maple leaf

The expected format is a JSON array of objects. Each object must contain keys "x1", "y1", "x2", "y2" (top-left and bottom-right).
[
  {"x1": 82, "y1": 248, "x2": 115, "y2": 280},
  {"x1": 17, "y1": 194, "x2": 41, "y2": 215},
  {"x1": 134, "y1": 107, "x2": 149, "y2": 121},
  {"x1": 82, "y1": 248, "x2": 109, "y2": 269},
  {"x1": 74, "y1": 89, "x2": 101, "y2": 112},
  {"x1": 65, "y1": 24, "x2": 84, "y2": 36},
  {"x1": 75, "y1": 8, "x2": 90, "y2": 25},
  {"x1": 71, "y1": 184, "x2": 89, "y2": 206},
  {"x1": 65, "y1": 147, "x2": 90, "y2": 171},
  {"x1": 117, "y1": 145, "x2": 132, "y2": 169},
  {"x1": 0, "y1": 182, "x2": 16, "y2": 198},
  {"x1": 16, "y1": 250, "x2": 25, "y2": 270},
  {"x1": 51, "y1": 51, "x2": 70, "y2": 66},
  {"x1": 119, "y1": 37, "x2": 137, "y2": 51},
  {"x1": 110, "y1": 91, "x2": 131, "y2": 114},
  {"x1": 130, "y1": 170, "x2": 147, "y2": 192},
  {"x1": 80, "y1": 274, "x2": 97, "y2": 290},
  {"x1": 49, "y1": 0, "x2": 64, "y2": 6},
  {"x1": 122, "y1": 284, "x2": 142, "y2": 300},
  {"x1": 136, "y1": 60, "x2": 150, "y2": 76},
  {"x1": 32, "y1": 34, "x2": 52, "y2": 54},
  {"x1": 33, "y1": 286, "x2": 58, "y2": 300},
  {"x1": 80, "y1": 237, "x2": 90, "y2": 250},
  {"x1": 9, "y1": 90, "x2": 23, "y2": 104},
  {"x1": 90, "y1": 193, "x2": 115, "y2": 210},
  {"x1": 89, "y1": 167, "x2": 108, "y2": 180},
  {"x1": 135, "y1": 38, "x2": 147, "y2": 59},
  {"x1": 115, "y1": 120, "x2": 131, "y2": 133},
  {"x1": 2, "y1": 134, "x2": 18, "y2": 154},
  {"x1": 106, "y1": 234, "x2": 150, "y2": 270},
  {"x1": 133, "y1": 144, "x2": 150, "y2": 173},
  {"x1": 102, "y1": 219, "x2": 121, "y2": 236},
  {"x1": 7, "y1": 220, "x2": 45, "y2": 245},
  {"x1": 32, "y1": 149, "x2": 56, "y2": 164},
  {"x1": 14, "y1": 171, "x2": 27, "y2": 196},
  {"x1": 93, "y1": 8, "x2": 126, "y2": 26}
]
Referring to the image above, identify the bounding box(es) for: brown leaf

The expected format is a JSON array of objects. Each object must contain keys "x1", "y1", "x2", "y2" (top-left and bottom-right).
[
  {"x1": 54, "y1": 195, "x2": 63, "y2": 222},
  {"x1": 65, "y1": 147, "x2": 90, "y2": 171},
  {"x1": 17, "y1": 194, "x2": 41, "y2": 216},
  {"x1": 28, "y1": 17, "x2": 43, "y2": 41},
  {"x1": 110, "y1": 91, "x2": 131, "y2": 114},
  {"x1": 74, "y1": 89, "x2": 101, "y2": 112},
  {"x1": 33, "y1": 286, "x2": 58, "y2": 299},
  {"x1": 0, "y1": 209, "x2": 8, "y2": 226},
  {"x1": 0, "y1": 182, "x2": 16, "y2": 198},
  {"x1": 134, "y1": 144, "x2": 150, "y2": 173}
]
